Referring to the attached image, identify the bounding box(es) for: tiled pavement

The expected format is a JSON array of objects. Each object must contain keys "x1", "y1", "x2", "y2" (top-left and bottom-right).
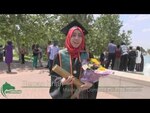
[{"x1": 0, "y1": 61, "x2": 118, "y2": 99}]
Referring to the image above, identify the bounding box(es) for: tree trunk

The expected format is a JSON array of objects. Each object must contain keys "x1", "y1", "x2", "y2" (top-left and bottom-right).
[{"x1": 15, "y1": 35, "x2": 21, "y2": 62}]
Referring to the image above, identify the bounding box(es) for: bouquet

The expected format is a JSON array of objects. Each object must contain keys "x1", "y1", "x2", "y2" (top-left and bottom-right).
[{"x1": 81, "y1": 58, "x2": 114, "y2": 83}]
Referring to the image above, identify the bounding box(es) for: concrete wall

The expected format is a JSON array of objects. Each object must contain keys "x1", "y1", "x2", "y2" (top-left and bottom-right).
[{"x1": 98, "y1": 71, "x2": 150, "y2": 98}]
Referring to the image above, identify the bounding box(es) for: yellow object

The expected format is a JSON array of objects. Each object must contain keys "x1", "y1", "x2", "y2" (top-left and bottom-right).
[
  {"x1": 90, "y1": 58, "x2": 100, "y2": 65},
  {"x1": 98, "y1": 66, "x2": 106, "y2": 71}
]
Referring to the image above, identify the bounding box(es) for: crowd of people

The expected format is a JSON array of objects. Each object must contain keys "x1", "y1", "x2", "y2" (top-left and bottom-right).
[
  {"x1": 1, "y1": 39, "x2": 144, "y2": 74},
  {"x1": 0, "y1": 40, "x2": 60, "y2": 73},
  {"x1": 100, "y1": 40, "x2": 144, "y2": 72}
]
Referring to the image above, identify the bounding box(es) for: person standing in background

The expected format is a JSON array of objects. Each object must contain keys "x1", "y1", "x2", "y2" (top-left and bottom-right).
[
  {"x1": 128, "y1": 46, "x2": 136, "y2": 72},
  {"x1": 48, "y1": 41, "x2": 59, "y2": 74},
  {"x1": 105, "y1": 40, "x2": 117, "y2": 70},
  {"x1": 20, "y1": 44, "x2": 26, "y2": 64},
  {"x1": 0, "y1": 45, "x2": 4, "y2": 62},
  {"x1": 45, "y1": 41, "x2": 52, "y2": 68},
  {"x1": 36, "y1": 44, "x2": 43, "y2": 67},
  {"x1": 119, "y1": 42, "x2": 128, "y2": 71},
  {"x1": 113, "y1": 45, "x2": 121, "y2": 70},
  {"x1": 140, "y1": 52, "x2": 144, "y2": 72},
  {"x1": 100, "y1": 50, "x2": 107, "y2": 67},
  {"x1": 135, "y1": 46, "x2": 142, "y2": 72},
  {"x1": 32, "y1": 44, "x2": 39, "y2": 69},
  {"x1": 5, "y1": 41, "x2": 13, "y2": 73}
]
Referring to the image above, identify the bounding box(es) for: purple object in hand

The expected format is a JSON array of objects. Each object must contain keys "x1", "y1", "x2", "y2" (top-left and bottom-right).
[{"x1": 81, "y1": 70, "x2": 113, "y2": 83}]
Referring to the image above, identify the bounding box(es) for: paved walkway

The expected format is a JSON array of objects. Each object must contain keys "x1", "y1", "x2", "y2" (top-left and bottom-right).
[{"x1": 0, "y1": 61, "x2": 118, "y2": 99}]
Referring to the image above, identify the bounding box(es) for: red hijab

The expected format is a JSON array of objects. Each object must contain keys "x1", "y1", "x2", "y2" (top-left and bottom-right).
[{"x1": 65, "y1": 27, "x2": 85, "y2": 59}]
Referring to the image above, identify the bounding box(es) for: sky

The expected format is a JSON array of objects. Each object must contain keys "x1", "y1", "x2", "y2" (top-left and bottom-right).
[
  {"x1": 120, "y1": 14, "x2": 150, "y2": 50},
  {"x1": 94, "y1": 14, "x2": 150, "y2": 50}
]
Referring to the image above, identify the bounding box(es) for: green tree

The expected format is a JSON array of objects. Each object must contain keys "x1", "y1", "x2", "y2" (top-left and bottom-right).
[
  {"x1": 0, "y1": 14, "x2": 133, "y2": 59},
  {"x1": 119, "y1": 30, "x2": 132, "y2": 45},
  {"x1": 0, "y1": 14, "x2": 57, "y2": 60},
  {"x1": 91, "y1": 14, "x2": 123, "y2": 55}
]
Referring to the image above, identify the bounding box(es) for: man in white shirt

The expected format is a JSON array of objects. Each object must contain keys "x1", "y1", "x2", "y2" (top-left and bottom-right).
[
  {"x1": 119, "y1": 42, "x2": 128, "y2": 71},
  {"x1": 48, "y1": 41, "x2": 59, "y2": 74}
]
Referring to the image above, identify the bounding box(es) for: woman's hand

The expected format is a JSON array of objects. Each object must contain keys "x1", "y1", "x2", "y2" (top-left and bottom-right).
[
  {"x1": 79, "y1": 81, "x2": 93, "y2": 91},
  {"x1": 61, "y1": 76, "x2": 75, "y2": 86},
  {"x1": 71, "y1": 81, "x2": 93, "y2": 99}
]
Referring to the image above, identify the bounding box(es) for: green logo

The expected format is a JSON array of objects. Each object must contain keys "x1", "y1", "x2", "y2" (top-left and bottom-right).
[{"x1": 1, "y1": 82, "x2": 22, "y2": 97}]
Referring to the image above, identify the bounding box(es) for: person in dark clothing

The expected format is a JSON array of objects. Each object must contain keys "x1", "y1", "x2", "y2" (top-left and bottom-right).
[
  {"x1": 128, "y1": 46, "x2": 136, "y2": 71},
  {"x1": 5, "y1": 41, "x2": 13, "y2": 73},
  {"x1": 140, "y1": 53, "x2": 144, "y2": 72},
  {"x1": 100, "y1": 51, "x2": 105, "y2": 67},
  {"x1": 0, "y1": 45, "x2": 4, "y2": 62}
]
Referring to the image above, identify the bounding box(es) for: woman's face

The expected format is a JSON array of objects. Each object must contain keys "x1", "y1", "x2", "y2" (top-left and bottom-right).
[{"x1": 70, "y1": 29, "x2": 82, "y2": 48}]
